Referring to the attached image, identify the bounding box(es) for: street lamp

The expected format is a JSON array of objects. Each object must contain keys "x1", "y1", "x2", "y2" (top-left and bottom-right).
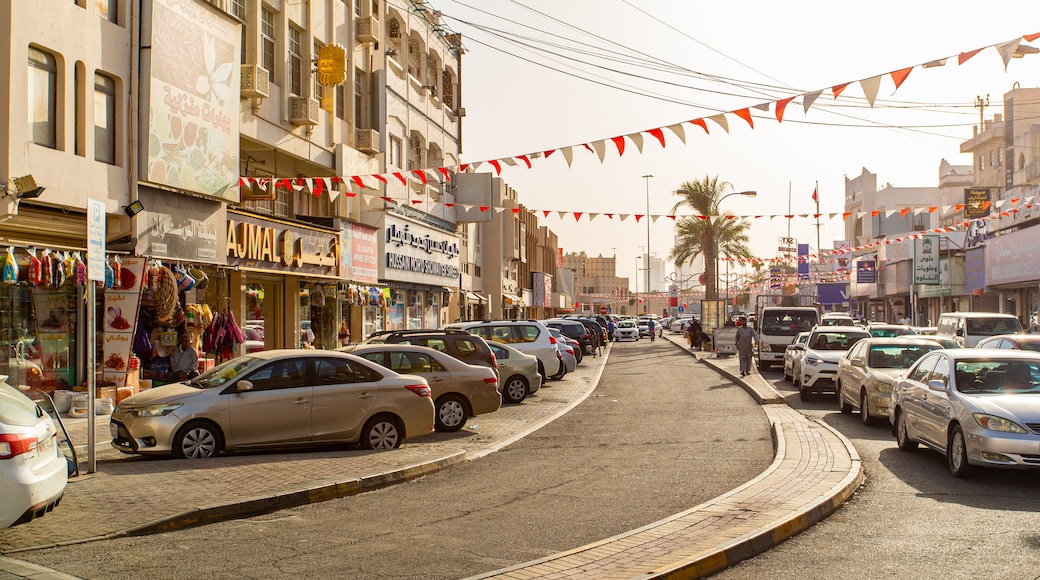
[
  {"x1": 635, "y1": 255, "x2": 642, "y2": 316},
  {"x1": 642, "y1": 174, "x2": 653, "y2": 315},
  {"x1": 714, "y1": 190, "x2": 756, "y2": 324}
]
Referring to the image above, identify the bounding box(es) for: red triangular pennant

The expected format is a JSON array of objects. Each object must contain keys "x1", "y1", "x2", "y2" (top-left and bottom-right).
[
  {"x1": 611, "y1": 136, "x2": 625, "y2": 156},
  {"x1": 775, "y1": 97, "x2": 795, "y2": 122},
  {"x1": 689, "y1": 118, "x2": 709, "y2": 133},
  {"x1": 733, "y1": 108, "x2": 753, "y2": 128},
  {"x1": 647, "y1": 128, "x2": 666, "y2": 147},
  {"x1": 890, "y1": 67, "x2": 913, "y2": 89},
  {"x1": 832, "y1": 83, "x2": 849, "y2": 98},
  {"x1": 959, "y1": 48, "x2": 984, "y2": 65}
]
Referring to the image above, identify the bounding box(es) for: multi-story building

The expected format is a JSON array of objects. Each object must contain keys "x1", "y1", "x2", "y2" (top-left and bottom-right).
[
  {"x1": 0, "y1": 0, "x2": 472, "y2": 392},
  {"x1": 562, "y1": 252, "x2": 634, "y2": 315}
]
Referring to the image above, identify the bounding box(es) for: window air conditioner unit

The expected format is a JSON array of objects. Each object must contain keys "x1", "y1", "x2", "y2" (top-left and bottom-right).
[
  {"x1": 241, "y1": 64, "x2": 270, "y2": 99},
  {"x1": 289, "y1": 96, "x2": 320, "y2": 126},
  {"x1": 356, "y1": 16, "x2": 379, "y2": 44},
  {"x1": 356, "y1": 128, "x2": 380, "y2": 154}
]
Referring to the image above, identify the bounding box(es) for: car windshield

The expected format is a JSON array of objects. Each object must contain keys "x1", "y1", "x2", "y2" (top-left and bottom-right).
[
  {"x1": 761, "y1": 312, "x2": 816, "y2": 336},
  {"x1": 809, "y1": 331, "x2": 870, "y2": 350},
  {"x1": 619, "y1": 321, "x2": 636, "y2": 328},
  {"x1": 188, "y1": 356, "x2": 264, "y2": 389},
  {"x1": 869, "y1": 326, "x2": 912, "y2": 338},
  {"x1": 966, "y1": 318, "x2": 1023, "y2": 336},
  {"x1": 955, "y1": 360, "x2": 1040, "y2": 393},
  {"x1": 868, "y1": 344, "x2": 939, "y2": 368}
]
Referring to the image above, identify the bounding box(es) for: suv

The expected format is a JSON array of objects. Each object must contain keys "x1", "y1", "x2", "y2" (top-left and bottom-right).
[
  {"x1": 444, "y1": 320, "x2": 563, "y2": 381},
  {"x1": 935, "y1": 312, "x2": 1023, "y2": 347},
  {"x1": 362, "y1": 329, "x2": 498, "y2": 376},
  {"x1": 542, "y1": 318, "x2": 594, "y2": 356}
]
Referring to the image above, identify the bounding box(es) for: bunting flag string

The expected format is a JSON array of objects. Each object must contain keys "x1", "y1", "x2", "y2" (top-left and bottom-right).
[{"x1": 240, "y1": 32, "x2": 1038, "y2": 202}]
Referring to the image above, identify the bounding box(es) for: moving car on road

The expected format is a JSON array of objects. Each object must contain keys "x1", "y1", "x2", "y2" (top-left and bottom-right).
[
  {"x1": 976, "y1": 334, "x2": 1040, "y2": 351},
  {"x1": 890, "y1": 349, "x2": 1040, "y2": 478},
  {"x1": 614, "y1": 319, "x2": 640, "y2": 342},
  {"x1": 797, "y1": 326, "x2": 871, "y2": 400},
  {"x1": 836, "y1": 337, "x2": 942, "y2": 426},
  {"x1": 111, "y1": 350, "x2": 436, "y2": 458}
]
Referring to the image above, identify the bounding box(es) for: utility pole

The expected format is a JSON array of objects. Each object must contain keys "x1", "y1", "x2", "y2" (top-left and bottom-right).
[{"x1": 974, "y1": 94, "x2": 990, "y2": 133}]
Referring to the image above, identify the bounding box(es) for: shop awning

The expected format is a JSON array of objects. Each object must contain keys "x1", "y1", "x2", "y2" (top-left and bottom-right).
[
  {"x1": 503, "y1": 294, "x2": 522, "y2": 305},
  {"x1": 466, "y1": 291, "x2": 487, "y2": 303}
]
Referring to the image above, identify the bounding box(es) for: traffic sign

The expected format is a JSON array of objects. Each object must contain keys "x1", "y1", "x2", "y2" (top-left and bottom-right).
[
  {"x1": 599, "y1": 305, "x2": 607, "y2": 314},
  {"x1": 87, "y1": 198, "x2": 105, "y2": 282}
]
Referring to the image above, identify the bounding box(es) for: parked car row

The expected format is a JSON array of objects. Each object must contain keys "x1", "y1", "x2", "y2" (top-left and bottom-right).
[{"x1": 109, "y1": 318, "x2": 607, "y2": 463}]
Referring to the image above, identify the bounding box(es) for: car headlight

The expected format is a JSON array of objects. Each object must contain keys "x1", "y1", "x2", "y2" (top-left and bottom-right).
[
  {"x1": 805, "y1": 356, "x2": 823, "y2": 366},
  {"x1": 974, "y1": 413, "x2": 1028, "y2": 434},
  {"x1": 873, "y1": 377, "x2": 893, "y2": 393},
  {"x1": 127, "y1": 403, "x2": 183, "y2": 418}
]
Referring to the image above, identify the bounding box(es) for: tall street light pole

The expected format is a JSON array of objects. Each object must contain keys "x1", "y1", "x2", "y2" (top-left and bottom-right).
[
  {"x1": 635, "y1": 255, "x2": 641, "y2": 316},
  {"x1": 714, "y1": 190, "x2": 757, "y2": 325},
  {"x1": 642, "y1": 174, "x2": 653, "y2": 315}
]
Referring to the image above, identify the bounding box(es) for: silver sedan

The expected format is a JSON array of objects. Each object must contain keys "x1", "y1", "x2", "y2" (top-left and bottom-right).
[
  {"x1": 889, "y1": 348, "x2": 1040, "y2": 478},
  {"x1": 836, "y1": 337, "x2": 941, "y2": 426}
]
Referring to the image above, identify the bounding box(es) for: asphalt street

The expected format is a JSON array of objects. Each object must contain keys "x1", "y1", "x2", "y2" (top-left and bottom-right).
[{"x1": 9, "y1": 338, "x2": 774, "y2": 579}]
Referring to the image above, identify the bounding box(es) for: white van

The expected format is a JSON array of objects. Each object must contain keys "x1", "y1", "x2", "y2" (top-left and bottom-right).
[
  {"x1": 756, "y1": 307, "x2": 819, "y2": 371},
  {"x1": 934, "y1": 312, "x2": 1023, "y2": 347}
]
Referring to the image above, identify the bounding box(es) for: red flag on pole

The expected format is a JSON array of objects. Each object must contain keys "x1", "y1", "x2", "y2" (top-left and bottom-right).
[{"x1": 812, "y1": 186, "x2": 818, "y2": 202}]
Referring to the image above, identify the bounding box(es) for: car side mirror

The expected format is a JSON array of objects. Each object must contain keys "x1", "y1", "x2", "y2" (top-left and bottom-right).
[
  {"x1": 955, "y1": 328, "x2": 963, "y2": 336},
  {"x1": 851, "y1": 359, "x2": 864, "y2": 368},
  {"x1": 927, "y1": 379, "x2": 947, "y2": 391},
  {"x1": 235, "y1": 380, "x2": 254, "y2": 392}
]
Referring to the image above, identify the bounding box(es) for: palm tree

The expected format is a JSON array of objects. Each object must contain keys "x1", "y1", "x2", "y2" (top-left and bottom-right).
[{"x1": 669, "y1": 176, "x2": 754, "y2": 302}]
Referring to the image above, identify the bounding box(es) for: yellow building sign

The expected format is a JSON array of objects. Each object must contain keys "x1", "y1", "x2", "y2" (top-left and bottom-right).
[{"x1": 316, "y1": 44, "x2": 347, "y2": 87}]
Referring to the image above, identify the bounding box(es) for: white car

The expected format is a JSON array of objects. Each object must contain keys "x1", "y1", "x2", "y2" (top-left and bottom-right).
[
  {"x1": 1, "y1": 381, "x2": 68, "y2": 528},
  {"x1": 797, "y1": 326, "x2": 871, "y2": 400},
  {"x1": 615, "y1": 319, "x2": 640, "y2": 341},
  {"x1": 444, "y1": 320, "x2": 563, "y2": 381},
  {"x1": 783, "y1": 332, "x2": 811, "y2": 382}
]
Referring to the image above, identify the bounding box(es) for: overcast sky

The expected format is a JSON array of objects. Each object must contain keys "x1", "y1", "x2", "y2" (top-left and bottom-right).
[{"x1": 431, "y1": 0, "x2": 1040, "y2": 289}]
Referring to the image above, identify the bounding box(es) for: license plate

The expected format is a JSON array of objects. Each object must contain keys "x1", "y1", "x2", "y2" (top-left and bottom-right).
[{"x1": 38, "y1": 436, "x2": 54, "y2": 454}]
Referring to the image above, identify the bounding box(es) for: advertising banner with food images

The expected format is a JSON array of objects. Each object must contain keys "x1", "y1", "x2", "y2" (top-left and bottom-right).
[
  {"x1": 102, "y1": 257, "x2": 146, "y2": 388},
  {"x1": 31, "y1": 289, "x2": 77, "y2": 389},
  {"x1": 142, "y1": 0, "x2": 240, "y2": 202}
]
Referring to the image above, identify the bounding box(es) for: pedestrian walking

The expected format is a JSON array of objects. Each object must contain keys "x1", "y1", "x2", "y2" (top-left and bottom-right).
[
  {"x1": 691, "y1": 318, "x2": 703, "y2": 350},
  {"x1": 734, "y1": 318, "x2": 757, "y2": 376},
  {"x1": 607, "y1": 319, "x2": 616, "y2": 342},
  {"x1": 648, "y1": 319, "x2": 656, "y2": 342}
]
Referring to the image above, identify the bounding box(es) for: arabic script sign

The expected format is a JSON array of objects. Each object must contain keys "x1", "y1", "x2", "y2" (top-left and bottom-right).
[
  {"x1": 226, "y1": 211, "x2": 340, "y2": 277},
  {"x1": 964, "y1": 188, "x2": 991, "y2": 219},
  {"x1": 913, "y1": 235, "x2": 940, "y2": 285}
]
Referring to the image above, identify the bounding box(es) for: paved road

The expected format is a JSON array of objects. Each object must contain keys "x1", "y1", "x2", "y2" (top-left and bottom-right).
[
  {"x1": 6, "y1": 339, "x2": 774, "y2": 579},
  {"x1": 714, "y1": 368, "x2": 1040, "y2": 579}
]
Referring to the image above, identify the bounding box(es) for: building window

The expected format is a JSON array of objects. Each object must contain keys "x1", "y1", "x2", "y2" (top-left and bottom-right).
[
  {"x1": 313, "y1": 40, "x2": 325, "y2": 103},
  {"x1": 28, "y1": 46, "x2": 57, "y2": 149},
  {"x1": 997, "y1": 148, "x2": 1004, "y2": 168},
  {"x1": 335, "y1": 83, "x2": 346, "y2": 121},
  {"x1": 978, "y1": 155, "x2": 984, "y2": 171},
  {"x1": 354, "y1": 67, "x2": 364, "y2": 128},
  {"x1": 288, "y1": 26, "x2": 303, "y2": 96},
  {"x1": 74, "y1": 66, "x2": 83, "y2": 156},
  {"x1": 990, "y1": 151, "x2": 995, "y2": 169},
  {"x1": 372, "y1": 0, "x2": 378, "y2": 17},
  {"x1": 230, "y1": 0, "x2": 246, "y2": 64},
  {"x1": 389, "y1": 135, "x2": 402, "y2": 167},
  {"x1": 94, "y1": 72, "x2": 116, "y2": 165},
  {"x1": 96, "y1": 0, "x2": 117, "y2": 23},
  {"x1": 261, "y1": 6, "x2": 275, "y2": 83}
]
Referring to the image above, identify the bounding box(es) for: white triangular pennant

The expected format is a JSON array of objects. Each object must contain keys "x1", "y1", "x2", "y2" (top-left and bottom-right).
[
  {"x1": 996, "y1": 38, "x2": 1022, "y2": 70},
  {"x1": 707, "y1": 114, "x2": 729, "y2": 134},
  {"x1": 561, "y1": 147, "x2": 574, "y2": 167},
  {"x1": 665, "y1": 123, "x2": 686, "y2": 144},
  {"x1": 590, "y1": 140, "x2": 607, "y2": 163},
  {"x1": 628, "y1": 132, "x2": 644, "y2": 154},
  {"x1": 860, "y1": 75, "x2": 882, "y2": 107},
  {"x1": 802, "y1": 91, "x2": 822, "y2": 114}
]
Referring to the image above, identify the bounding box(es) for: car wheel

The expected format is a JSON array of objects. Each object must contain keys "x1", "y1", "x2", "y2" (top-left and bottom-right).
[
  {"x1": 502, "y1": 375, "x2": 529, "y2": 404},
  {"x1": 537, "y1": 362, "x2": 547, "y2": 382},
  {"x1": 837, "y1": 383, "x2": 853, "y2": 414},
  {"x1": 860, "y1": 391, "x2": 877, "y2": 426},
  {"x1": 783, "y1": 364, "x2": 791, "y2": 382},
  {"x1": 361, "y1": 415, "x2": 403, "y2": 449},
  {"x1": 947, "y1": 425, "x2": 976, "y2": 478},
  {"x1": 895, "y1": 410, "x2": 917, "y2": 451},
  {"x1": 550, "y1": 363, "x2": 566, "y2": 381},
  {"x1": 799, "y1": 386, "x2": 809, "y2": 401},
  {"x1": 573, "y1": 349, "x2": 583, "y2": 364},
  {"x1": 173, "y1": 421, "x2": 222, "y2": 459},
  {"x1": 435, "y1": 395, "x2": 468, "y2": 432}
]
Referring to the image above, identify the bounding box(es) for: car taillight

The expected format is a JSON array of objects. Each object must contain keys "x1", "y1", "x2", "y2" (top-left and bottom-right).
[
  {"x1": 405, "y1": 384, "x2": 432, "y2": 397},
  {"x1": 549, "y1": 335, "x2": 557, "y2": 345},
  {"x1": 490, "y1": 352, "x2": 499, "y2": 370},
  {"x1": 0, "y1": 433, "x2": 38, "y2": 460},
  {"x1": 483, "y1": 377, "x2": 498, "y2": 385},
  {"x1": 583, "y1": 333, "x2": 590, "y2": 340}
]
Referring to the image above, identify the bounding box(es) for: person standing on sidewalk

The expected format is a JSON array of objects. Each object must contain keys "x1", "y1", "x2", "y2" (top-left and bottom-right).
[
  {"x1": 648, "y1": 319, "x2": 656, "y2": 342},
  {"x1": 734, "y1": 318, "x2": 757, "y2": 376}
]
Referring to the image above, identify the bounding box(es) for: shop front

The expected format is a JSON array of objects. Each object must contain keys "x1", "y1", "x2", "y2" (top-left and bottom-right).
[
  {"x1": 378, "y1": 214, "x2": 460, "y2": 333},
  {"x1": 984, "y1": 226, "x2": 1040, "y2": 324},
  {"x1": 340, "y1": 222, "x2": 383, "y2": 342}
]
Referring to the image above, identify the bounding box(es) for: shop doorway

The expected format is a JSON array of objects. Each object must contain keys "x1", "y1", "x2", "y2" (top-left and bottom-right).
[{"x1": 245, "y1": 278, "x2": 283, "y2": 351}]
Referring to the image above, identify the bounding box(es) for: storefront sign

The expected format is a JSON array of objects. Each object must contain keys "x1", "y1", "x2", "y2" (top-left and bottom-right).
[
  {"x1": 341, "y1": 223, "x2": 378, "y2": 284},
  {"x1": 965, "y1": 247, "x2": 986, "y2": 293},
  {"x1": 136, "y1": 186, "x2": 226, "y2": 263},
  {"x1": 102, "y1": 257, "x2": 146, "y2": 389},
  {"x1": 817, "y1": 282, "x2": 850, "y2": 305},
  {"x1": 986, "y1": 227, "x2": 1040, "y2": 286},
  {"x1": 856, "y1": 260, "x2": 876, "y2": 284},
  {"x1": 913, "y1": 235, "x2": 940, "y2": 285},
  {"x1": 226, "y1": 211, "x2": 340, "y2": 278},
  {"x1": 379, "y1": 216, "x2": 460, "y2": 285},
  {"x1": 142, "y1": 0, "x2": 240, "y2": 202},
  {"x1": 965, "y1": 219, "x2": 994, "y2": 249},
  {"x1": 531, "y1": 272, "x2": 552, "y2": 308},
  {"x1": 964, "y1": 188, "x2": 992, "y2": 219}
]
